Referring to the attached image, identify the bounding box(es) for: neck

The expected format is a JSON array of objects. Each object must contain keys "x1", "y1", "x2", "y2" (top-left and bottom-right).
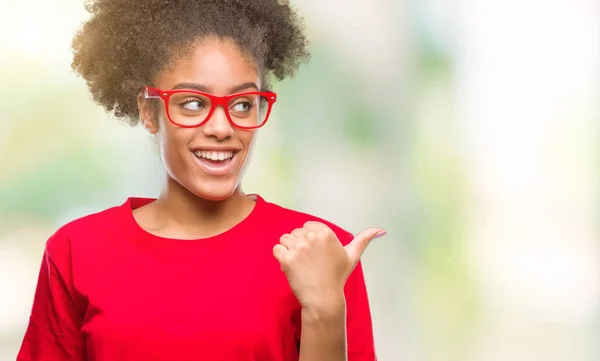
[{"x1": 151, "y1": 176, "x2": 253, "y2": 238}]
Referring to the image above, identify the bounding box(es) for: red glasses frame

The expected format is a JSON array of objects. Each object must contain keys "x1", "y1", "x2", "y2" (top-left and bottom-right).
[{"x1": 144, "y1": 86, "x2": 277, "y2": 130}]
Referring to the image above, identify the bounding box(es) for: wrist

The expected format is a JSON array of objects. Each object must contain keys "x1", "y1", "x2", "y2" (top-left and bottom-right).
[{"x1": 301, "y1": 293, "x2": 346, "y2": 324}]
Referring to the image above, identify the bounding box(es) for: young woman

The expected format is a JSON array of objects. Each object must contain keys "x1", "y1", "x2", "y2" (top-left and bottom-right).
[{"x1": 17, "y1": 1, "x2": 385, "y2": 360}]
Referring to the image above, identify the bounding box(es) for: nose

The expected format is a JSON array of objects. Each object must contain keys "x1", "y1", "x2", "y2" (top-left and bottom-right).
[{"x1": 202, "y1": 105, "x2": 234, "y2": 140}]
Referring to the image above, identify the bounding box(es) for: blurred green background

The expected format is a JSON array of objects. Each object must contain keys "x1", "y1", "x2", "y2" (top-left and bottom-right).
[{"x1": 0, "y1": 0, "x2": 598, "y2": 360}]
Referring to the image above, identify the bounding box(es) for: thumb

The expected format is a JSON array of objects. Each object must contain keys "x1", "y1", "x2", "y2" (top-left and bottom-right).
[{"x1": 344, "y1": 228, "x2": 386, "y2": 264}]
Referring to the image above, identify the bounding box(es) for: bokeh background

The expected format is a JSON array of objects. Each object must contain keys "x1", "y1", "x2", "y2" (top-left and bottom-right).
[{"x1": 1, "y1": 0, "x2": 598, "y2": 360}]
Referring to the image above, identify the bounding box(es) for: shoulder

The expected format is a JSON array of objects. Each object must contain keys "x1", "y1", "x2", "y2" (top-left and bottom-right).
[
  {"x1": 45, "y1": 201, "x2": 126, "y2": 257},
  {"x1": 259, "y1": 197, "x2": 354, "y2": 245}
]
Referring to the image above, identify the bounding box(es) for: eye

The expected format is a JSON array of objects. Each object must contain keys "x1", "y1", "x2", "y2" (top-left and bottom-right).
[
  {"x1": 231, "y1": 101, "x2": 253, "y2": 113},
  {"x1": 180, "y1": 98, "x2": 205, "y2": 111}
]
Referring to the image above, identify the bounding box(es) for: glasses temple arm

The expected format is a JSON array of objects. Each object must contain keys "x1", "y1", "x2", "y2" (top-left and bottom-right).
[{"x1": 144, "y1": 87, "x2": 161, "y2": 99}]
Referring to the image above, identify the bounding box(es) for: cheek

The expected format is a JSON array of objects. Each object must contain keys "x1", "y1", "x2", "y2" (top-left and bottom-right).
[
  {"x1": 238, "y1": 131, "x2": 259, "y2": 169},
  {"x1": 240, "y1": 131, "x2": 258, "y2": 156},
  {"x1": 157, "y1": 118, "x2": 192, "y2": 166}
]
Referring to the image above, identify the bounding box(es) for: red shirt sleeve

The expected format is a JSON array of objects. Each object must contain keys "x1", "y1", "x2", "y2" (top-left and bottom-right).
[
  {"x1": 345, "y1": 260, "x2": 377, "y2": 361},
  {"x1": 17, "y1": 230, "x2": 86, "y2": 361}
]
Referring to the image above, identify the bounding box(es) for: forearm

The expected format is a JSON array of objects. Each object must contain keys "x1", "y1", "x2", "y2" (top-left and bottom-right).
[{"x1": 298, "y1": 296, "x2": 347, "y2": 361}]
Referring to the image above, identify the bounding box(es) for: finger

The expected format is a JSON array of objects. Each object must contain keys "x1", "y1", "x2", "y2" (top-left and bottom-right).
[
  {"x1": 291, "y1": 228, "x2": 308, "y2": 239},
  {"x1": 302, "y1": 221, "x2": 328, "y2": 232},
  {"x1": 273, "y1": 244, "x2": 288, "y2": 263},
  {"x1": 344, "y1": 228, "x2": 386, "y2": 265},
  {"x1": 303, "y1": 222, "x2": 334, "y2": 239},
  {"x1": 279, "y1": 234, "x2": 297, "y2": 249}
]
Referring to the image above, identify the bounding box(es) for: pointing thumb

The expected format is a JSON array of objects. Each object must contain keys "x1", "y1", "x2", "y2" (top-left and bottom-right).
[{"x1": 344, "y1": 228, "x2": 386, "y2": 265}]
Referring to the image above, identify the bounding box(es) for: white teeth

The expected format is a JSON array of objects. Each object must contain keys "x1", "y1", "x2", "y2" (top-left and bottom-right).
[{"x1": 194, "y1": 151, "x2": 234, "y2": 161}]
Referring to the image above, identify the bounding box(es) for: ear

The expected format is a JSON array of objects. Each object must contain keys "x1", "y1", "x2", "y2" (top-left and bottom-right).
[{"x1": 137, "y1": 91, "x2": 159, "y2": 134}]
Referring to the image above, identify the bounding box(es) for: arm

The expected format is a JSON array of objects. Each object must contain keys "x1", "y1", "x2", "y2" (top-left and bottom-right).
[
  {"x1": 298, "y1": 294, "x2": 347, "y2": 361},
  {"x1": 298, "y1": 261, "x2": 376, "y2": 361},
  {"x1": 17, "y1": 232, "x2": 86, "y2": 361}
]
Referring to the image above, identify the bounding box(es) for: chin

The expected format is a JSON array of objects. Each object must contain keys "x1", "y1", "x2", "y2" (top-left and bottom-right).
[{"x1": 189, "y1": 180, "x2": 240, "y2": 202}]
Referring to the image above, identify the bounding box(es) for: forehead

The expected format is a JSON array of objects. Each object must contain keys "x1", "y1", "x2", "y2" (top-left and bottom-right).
[{"x1": 155, "y1": 37, "x2": 261, "y2": 94}]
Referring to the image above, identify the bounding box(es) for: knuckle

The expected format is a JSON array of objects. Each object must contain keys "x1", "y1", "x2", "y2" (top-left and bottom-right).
[
  {"x1": 321, "y1": 228, "x2": 334, "y2": 239},
  {"x1": 296, "y1": 241, "x2": 309, "y2": 251}
]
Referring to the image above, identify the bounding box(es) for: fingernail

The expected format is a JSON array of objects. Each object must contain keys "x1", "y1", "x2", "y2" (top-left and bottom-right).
[{"x1": 374, "y1": 230, "x2": 387, "y2": 239}]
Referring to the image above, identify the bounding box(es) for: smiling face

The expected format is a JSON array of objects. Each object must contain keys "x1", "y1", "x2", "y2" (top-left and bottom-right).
[{"x1": 138, "y1": 37, "x2": 263, "y2": 201}]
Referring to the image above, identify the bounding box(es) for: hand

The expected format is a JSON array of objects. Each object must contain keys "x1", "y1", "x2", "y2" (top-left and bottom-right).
[{"x1": 272, "y1": 221, "x2": 386, "y2": 312}]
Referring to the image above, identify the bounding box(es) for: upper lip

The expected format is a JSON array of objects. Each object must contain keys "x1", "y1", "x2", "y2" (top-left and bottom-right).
[{"x1": 191, "y1": 147, "x2": 241, "y2": 152}]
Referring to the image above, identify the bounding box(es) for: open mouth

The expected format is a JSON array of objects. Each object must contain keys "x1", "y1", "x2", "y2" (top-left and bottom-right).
[
  {"x1": 192, "y1": 150, "x2": 239, "y2": 175},
  {"x1": 194, "y1": 150, "x2": 234, "y2": 165}
]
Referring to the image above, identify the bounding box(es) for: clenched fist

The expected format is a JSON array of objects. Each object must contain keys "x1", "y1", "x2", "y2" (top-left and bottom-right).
[{"x1": 273, "y1": 221, "x2": 385, "y2": 312}]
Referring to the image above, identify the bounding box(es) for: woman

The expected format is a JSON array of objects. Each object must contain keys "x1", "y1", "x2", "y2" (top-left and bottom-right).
[{"x1": 17, "y1": 0, "x2": 385, "y2": 360}]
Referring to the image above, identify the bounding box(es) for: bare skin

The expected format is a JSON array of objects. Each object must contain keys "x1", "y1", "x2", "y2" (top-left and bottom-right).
[
  {"x1": 275, "y1": 222, "x2": 385, "y2": 361},
  {"x1": 134, "y1": 37, "x2": 258, "y2": 240},
  {"x1": 132, "y1": 37, "x2": 384, "y2": 361}
]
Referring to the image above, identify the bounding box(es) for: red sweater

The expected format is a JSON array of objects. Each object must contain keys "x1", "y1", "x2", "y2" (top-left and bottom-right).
[{"x1": 17, "y1": 195, "x2": 376, "y2": 361}]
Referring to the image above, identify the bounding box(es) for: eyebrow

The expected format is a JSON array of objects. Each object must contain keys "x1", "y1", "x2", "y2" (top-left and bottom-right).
[{"x1": 171, "y1": 82, "x2": 260, "y2": 94}]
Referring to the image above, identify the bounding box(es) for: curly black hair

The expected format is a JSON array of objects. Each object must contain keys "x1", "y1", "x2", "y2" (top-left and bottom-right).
[{"x1": 72, "y1": 0, "x2": 310, "y2": 125}]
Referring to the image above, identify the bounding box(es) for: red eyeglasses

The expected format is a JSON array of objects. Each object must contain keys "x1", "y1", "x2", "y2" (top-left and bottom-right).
[{"x1": 144, "y1": 86, "x2": 277, "y2": 130}]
